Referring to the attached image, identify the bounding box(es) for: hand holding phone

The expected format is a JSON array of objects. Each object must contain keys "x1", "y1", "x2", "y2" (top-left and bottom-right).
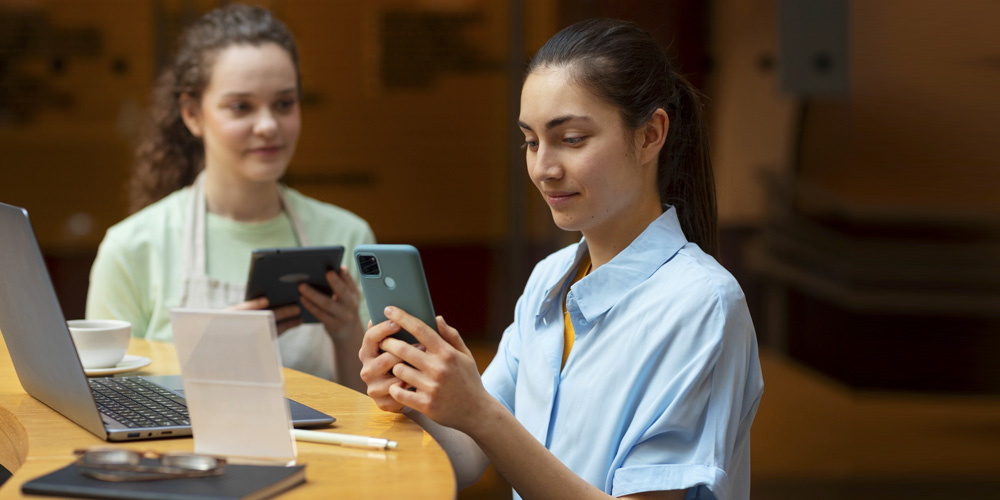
[{"x1": 354, "y1": 244, "x2": 436, "y2": 343}]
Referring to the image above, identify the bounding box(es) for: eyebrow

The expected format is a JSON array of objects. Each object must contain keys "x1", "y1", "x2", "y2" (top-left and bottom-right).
[
  {"x1": 518, "y1": 114, "x2": 592, "y2": 132},
  {"x1": 221, "y1": 88, "x2": 298, "y2": 98}
]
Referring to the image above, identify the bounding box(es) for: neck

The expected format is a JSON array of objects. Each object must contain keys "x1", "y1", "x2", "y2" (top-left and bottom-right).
[
  {"x1": 203, "y1": 168, "x2": 282, "y2": 222},
  {"x1": 584, "y1": 198, "x2": 662, "y2": 269}
]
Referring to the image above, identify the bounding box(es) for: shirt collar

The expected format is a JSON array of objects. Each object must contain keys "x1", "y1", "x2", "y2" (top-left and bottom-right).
[{"x1": 538, "y1": 207, "x2": 689, "y2": 322}]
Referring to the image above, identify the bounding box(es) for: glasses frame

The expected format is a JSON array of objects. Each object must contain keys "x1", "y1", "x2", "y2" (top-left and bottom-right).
[{"x1": 74, "y1": 448, "x2": 227, "y2": 482}]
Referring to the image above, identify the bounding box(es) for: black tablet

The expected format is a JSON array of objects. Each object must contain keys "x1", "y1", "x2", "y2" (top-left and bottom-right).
[{"x1": 245, "y1": 246, "x2": 344, "y2": 323}]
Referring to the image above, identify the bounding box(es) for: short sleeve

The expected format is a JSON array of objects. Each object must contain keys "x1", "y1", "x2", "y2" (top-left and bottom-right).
[
  {"x1": 611, "y1": 282, "x2": 762, "y2": 500},
  {"x1": 480, "y1": 290, "x2": 531, "y2": 414},
  {"x1": 86, "y1": 233, "x2": 150, "y2": 337}
]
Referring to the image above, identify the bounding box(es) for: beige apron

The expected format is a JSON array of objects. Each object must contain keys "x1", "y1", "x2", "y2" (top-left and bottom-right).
[{"x1": 176, "y1": 173, "x2": 335, "y2": 380}]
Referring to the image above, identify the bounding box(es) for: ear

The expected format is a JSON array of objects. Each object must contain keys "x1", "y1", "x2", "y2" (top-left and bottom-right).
[
  {"x1": 179, "y1": 93, "x2": 204, "y2": 138},
  {"x1": 638, "y1": 108, "x2": 669, "y2": 166}
]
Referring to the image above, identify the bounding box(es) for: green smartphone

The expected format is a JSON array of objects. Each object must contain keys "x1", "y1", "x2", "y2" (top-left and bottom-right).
[{"x1": 354, "y1": 244, "x2": 437, "y2": 344}]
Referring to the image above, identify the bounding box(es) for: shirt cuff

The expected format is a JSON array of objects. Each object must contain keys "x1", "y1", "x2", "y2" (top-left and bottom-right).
[{"x1": 612, "y1": 464, "x2": 728, "y2": 500}]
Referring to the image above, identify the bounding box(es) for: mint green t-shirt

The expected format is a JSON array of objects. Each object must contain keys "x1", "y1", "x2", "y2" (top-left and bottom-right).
[
  {"x1": 86, "y1": 185, "x2": 375, "y2": 342},
  {"x1": 204, "y1": 211, "x2": 296, "y2": 283}
]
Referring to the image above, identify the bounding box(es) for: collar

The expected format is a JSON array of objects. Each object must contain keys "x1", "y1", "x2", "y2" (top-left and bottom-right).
[{"x1": 535, "y1": 206, "x2": 689, "y2": 323}]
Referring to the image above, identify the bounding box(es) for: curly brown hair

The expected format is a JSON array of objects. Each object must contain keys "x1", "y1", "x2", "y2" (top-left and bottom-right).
[{"x1": 128, "y1": 3, "x2": 301, "y2": 213}]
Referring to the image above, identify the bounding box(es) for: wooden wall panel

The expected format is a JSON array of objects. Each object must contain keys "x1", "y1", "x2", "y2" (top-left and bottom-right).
[{"x1": 0, "y1": 0, "x2": 154, "y2": 249}]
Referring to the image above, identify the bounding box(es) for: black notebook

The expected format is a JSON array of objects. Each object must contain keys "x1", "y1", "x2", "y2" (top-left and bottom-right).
[{"x1": 21, "y1": 461, "x2": 305, "y2": 500}]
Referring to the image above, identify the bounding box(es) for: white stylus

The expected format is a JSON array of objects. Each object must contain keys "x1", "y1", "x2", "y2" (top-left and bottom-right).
[{"x1": 293, "y1": 429, "x2": 398, "y2": 450}]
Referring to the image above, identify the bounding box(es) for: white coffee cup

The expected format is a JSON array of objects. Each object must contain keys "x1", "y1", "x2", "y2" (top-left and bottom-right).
[{"x1": 67, "y1": 319, "x2": 131, "y2": 369}]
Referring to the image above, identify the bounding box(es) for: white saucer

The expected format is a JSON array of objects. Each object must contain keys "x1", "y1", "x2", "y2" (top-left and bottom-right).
[{"x1": 84, "y1": 355, "x2": 152, "y2": 377}]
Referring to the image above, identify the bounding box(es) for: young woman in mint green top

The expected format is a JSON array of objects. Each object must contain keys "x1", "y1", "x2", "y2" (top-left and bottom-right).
[
  {"x1": 86, "y1": 4, "x2": 373, "y2": 390},
  {"x1": 360, "y1": 19, "x2": 762, "y2": 499}
]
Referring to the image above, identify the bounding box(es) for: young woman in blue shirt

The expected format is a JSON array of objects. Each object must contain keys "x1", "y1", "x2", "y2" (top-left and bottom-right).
[{"x1": 360, "y1": 18, "x2": 763, "y2": 500}]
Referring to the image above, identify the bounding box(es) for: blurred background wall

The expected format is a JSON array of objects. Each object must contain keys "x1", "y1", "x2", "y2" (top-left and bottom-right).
[{"x1": 1, "y1": 0, "x2": 998, "y2": 498}]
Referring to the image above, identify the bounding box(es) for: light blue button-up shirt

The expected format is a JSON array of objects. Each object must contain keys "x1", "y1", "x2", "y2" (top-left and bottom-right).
[{"x1": 481, "y1": 207, "x2": 763, "y2": 500}]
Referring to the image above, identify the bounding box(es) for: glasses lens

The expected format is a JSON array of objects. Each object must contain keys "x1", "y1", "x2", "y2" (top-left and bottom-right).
[
  {"x1": 161, "y1": 454, "x2": 222, "y2": 471},
  {"x1": 79, "y1": 449, "x2": 140, "y2": 466}
]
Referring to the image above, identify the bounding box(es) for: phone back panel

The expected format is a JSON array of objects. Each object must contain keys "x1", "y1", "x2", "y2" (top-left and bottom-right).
[{"x1": 354, "y1": 244, "x2": 436, "y2": 343}]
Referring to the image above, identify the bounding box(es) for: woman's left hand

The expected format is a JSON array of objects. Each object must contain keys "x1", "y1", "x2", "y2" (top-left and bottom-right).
[
  {"x1": 298, "y1": 265, "x2": 364, "y2": 343},
  {"x1": 377, "y1": 306, "x2": 491, "y2": 433}
]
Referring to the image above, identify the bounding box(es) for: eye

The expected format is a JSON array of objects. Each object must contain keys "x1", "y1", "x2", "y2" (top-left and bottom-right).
[
  {"x1": 274, "y1": 98, "x2": 297, "y2": 113},
  {"x1": 227, "y1": 101, "x2": 251, "y2": 113},
  {"x1": 520, "y1": 140, "x2": 538, "y2": 151},
  {"x1": 564, "y1": 136, "x2": 586, "y2": 145}
]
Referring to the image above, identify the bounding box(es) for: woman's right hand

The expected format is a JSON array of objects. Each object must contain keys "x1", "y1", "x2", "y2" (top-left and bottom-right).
[
  {"x1": 359, "y1": 318, "x2": 409, "y2": 413},
  {"x1": 228, "y1": 297, "x2": 303, "y2": 335}
]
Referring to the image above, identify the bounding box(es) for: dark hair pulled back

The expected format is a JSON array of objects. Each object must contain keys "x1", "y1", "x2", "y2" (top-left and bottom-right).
[
  {"x1": 128, "y1": 3, "x2": 300, "y2": 213},
  {"x1": 528, "y1": 18, "x2": 717, "y2": 256}
]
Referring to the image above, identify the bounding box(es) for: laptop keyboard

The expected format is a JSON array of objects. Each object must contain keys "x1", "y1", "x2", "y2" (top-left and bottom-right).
[{"x1": 89, "y1": 377, "x2": 190, "y2": 428}]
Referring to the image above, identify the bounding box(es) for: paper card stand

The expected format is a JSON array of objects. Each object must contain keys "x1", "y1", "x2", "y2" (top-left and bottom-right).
[{"x1": 169, "y1": 309, "x2": 297, "y2": 465}]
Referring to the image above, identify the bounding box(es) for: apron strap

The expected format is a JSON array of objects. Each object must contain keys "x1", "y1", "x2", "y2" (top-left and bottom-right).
[
  {"x1": 277, "y1": 185, "x2": 312, "y2": 247},
  {"x1": 177, "y1": 172, "x2": 208, "y2": 306}
]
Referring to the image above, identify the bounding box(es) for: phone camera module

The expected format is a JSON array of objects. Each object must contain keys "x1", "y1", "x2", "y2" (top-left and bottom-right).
[{"x1": 358, "y1": 255, "x2": 380, "y2": 276}]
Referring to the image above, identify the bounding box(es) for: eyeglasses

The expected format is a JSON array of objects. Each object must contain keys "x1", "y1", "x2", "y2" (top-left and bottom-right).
[{"x1": 74, "y1": 448, "x2": 227, "y2": 482}]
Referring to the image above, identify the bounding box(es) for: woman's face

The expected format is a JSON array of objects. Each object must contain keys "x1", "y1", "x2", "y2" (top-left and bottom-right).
[
  {"x1": 182, "y1": 43, "x2": 300, "y2": 185},
  {"x1": 519, "y1": 67, "x2": 660, "y2": 240}
]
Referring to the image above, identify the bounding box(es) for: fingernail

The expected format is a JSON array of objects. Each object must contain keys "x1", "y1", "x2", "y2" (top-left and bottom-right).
[{"x1": 384, "y1": 306, "x2": 395, "y2": 315}]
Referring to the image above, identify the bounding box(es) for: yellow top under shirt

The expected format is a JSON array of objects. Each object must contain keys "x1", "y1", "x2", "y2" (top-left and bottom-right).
[{"x1": 562, "y1": 254, "x2": 592, "y2": 368}]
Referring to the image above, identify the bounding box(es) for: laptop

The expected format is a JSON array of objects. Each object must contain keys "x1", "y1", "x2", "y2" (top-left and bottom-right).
[{"x1": 0, "y1": 202, "x2": 335, "y2": 441}]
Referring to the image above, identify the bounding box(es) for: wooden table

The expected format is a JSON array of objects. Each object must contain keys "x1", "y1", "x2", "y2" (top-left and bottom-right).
[{"x1": 0, "y1": 333, "x2": 455, "y2": 499}]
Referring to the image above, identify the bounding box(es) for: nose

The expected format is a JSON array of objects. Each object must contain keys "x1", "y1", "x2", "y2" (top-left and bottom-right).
[
  {"x1": 529, "y1": 143, "x2": 562, "y2": 183},
  {"x1": 253, "y1": 109, "x2": 278, "y2": 137}
]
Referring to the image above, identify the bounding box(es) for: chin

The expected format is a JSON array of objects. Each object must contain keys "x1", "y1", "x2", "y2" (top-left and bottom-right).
[
  {"x1": 245, "y1": 163, "x2": 290, "y2": 183},
  {"x1": 550, "y1": 213, "x2": 584, "y2": 233}
]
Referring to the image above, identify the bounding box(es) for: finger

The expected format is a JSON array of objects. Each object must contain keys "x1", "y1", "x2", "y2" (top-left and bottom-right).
[
  {"x1": 368, "y1": 377, "x2": 406, "y2": 412},
  {"x1": 390, "y1": 361, "x2": 433, "y2": 391},
  {"x1": 298, "y1": 293, "x2": 334, "y2": 326},
  {"x1": 271, "y1": 303, "x2": 301, "y2": 323},
  {"x1": 324, "y1": 269, "x2": 359, "y2": 306},
  {"x1": 300, "y1": 289, "x2": 353, "y2": 322},
  {"x1": 383, "y1": 306, "x2": 446, "y2": 351},
  {"x1": 298, "y1": 282, "x2": 335, "y2": 310},
  {"x1": 229, "y1": 297, "x2": 268, "y2": 310},
  {"x1": 337, "y1": 265, "x2": 360, "y2": 292},
  {"x1": 388, "y1": 381, "x2": 425, "y2": 410},
  {"x1": 436, "y1": 316, "x2": 472, "y2": 357},
  {"x1": 361, "y1": 320, "x2": 403, "y2": 359},
  {"x1": 275, "y1": 316, "x2": 302, "y2": 335},
  {"x1": 360, "y1": 350, "x2": 401, "y2": 379},
  {"x1": 379, "y1": 336, "x2": 433, "y2": 371}
]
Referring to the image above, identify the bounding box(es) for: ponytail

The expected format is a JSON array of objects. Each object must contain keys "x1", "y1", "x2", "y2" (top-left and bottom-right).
[{"x1": 659, "y1": 72, "x2": 717, "y2": 256}]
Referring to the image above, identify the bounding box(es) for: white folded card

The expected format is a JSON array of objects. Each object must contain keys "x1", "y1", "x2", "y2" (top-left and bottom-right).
[{"x1": 169, "y1": 308, "x2": 297, "y2": 465}]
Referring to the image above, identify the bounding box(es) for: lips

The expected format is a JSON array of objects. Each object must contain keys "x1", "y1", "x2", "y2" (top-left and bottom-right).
[
  {"x1": 543, "y1": 191, "x2": 578, "y2": 206},
  {"x1": 247, "y1": 145, "x2": 283, "y2": 155}
]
